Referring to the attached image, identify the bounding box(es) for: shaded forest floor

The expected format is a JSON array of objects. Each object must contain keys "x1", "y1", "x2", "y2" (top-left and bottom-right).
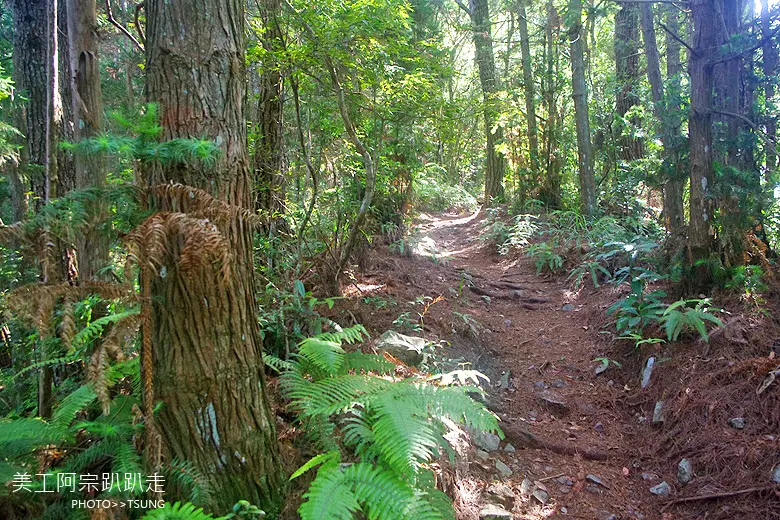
[{"x1": 302, "y1": 210, "x2": 780, "y2": 520}]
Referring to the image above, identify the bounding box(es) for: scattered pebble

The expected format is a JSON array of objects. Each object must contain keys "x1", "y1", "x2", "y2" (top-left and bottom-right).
[
  {"x1": 538, "y1": 390, "x2": 568, "y2": 411},
  {"x1": 641, "y1": 357, "x2": 655, "y2": 389},
  {"x1": 595, "y1": 363, "x2": 608, "y2": 376},
  {"x1": 495, "y1": 460, "x2": 512, "y2": 477},
  {"x1": 649, "y1": 481, "x2": 672, "y2": 496},
  {"x1": 597, "y1": 512, "x2": 618, "y2": 520},
  {"x1": 586, "y1": 474, "x2": 609, "y2": 488},
  {"x1": 519, "y1": 479, "x2": 534, "y2": 495},
  {"x1": 771, "y1": 464, "x2": 780, "y2": 484},
  {"x1": 503, "y1": 443, "x2": 516, "y2": 453},
  {"x1": 561, "y1": 303, "x2": 575, "y2": 312},
  {"x1": 533, "y1": 381, "x2": 547, "y2": 390},
  {"x1": 652, "y1": 401, "x2": 665, "y2": 424},
  {"x1": 641, "y1": 472, "x2": 658, "y2": 481},
  {"x1": 475, "y1": 449, "x2": 489, "y2": 461},
  {"x1": 473, "y1": 431, "x2": 502, "y2": 452},
  {"x1": 728, "y1": 417, "x2": 745, "y2": 429},
  {"x1": 677, "y1": 458, "x2": 693, "y2": 485},
  {"x1": 532, "y1": 489, "x2": 550, "y2": 504},
  {"x1": 560, "y1": 507, "x2": 568, "y2": 514},
  {"x1": 556, "y1": 476, "x2": 574, "y2": 486},
  {"x1": 551, "y1": 379, "x2": 566, "y2": 388},
  {"x1": 479, "y1": 504, "x2": 512, "y2": 520},
  {"x1": 585, "y1": 485, "x2": 602, "y2": 494}
]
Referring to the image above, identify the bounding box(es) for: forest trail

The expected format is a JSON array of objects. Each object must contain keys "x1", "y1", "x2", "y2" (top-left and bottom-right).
[{"x1": 352, "y1": 211, "x2": 678, "y2": 519}]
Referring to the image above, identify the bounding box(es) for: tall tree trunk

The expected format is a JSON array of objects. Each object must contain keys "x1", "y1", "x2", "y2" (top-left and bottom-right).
[
  {"x1": 689, "y1": 0, "x2": 718, "y2": 256},
  {"x1": 10, "y1": 0, "x2": 49, "y2": 214},
  {"x1": 66, "y1": 0, "x2": 107, "y2": 280},
  {"x1": 468, "y1": 0, "x2": 505, "y2": 203},
  {"x1": 540, "y1": 0, "x2": 561, "y2": 208},
  {"x1": 567, "y1": 0, "x2": 596, "y2": 214},
  {"x1": 614, "y1": 3, "x2": 643, "y2": 161},
  {"x1": 760, "y1": 0, "x2": 776, "y2": 175},
  {"x1": 144, "y1": 0, "x2": 283, "y2": 512},
  {"x1": 517, "y1": 0, "x2": 539, "y2": 176},
  {"x1": 57, "y1": 0, "x2": 76, "y2": 196},
  {"x1": 641, "y1": 4, "x2": 684, "y2": 230},
  {"x1": 254, "y1": 0, "x2": 285, "y2": 217}
]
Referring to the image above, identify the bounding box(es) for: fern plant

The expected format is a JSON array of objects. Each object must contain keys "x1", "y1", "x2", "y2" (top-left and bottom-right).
[
  {"x1": 526, "y1": 242, "x2": 563, "y2": 274},
  {"x1": 271, "y1": 325, "x2": 502, "y2": 520}
]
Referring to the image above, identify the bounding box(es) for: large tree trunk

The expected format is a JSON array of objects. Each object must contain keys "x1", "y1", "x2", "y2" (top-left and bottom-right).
[
  {"x1": 517, "y1": 0, "x2": 538, "y2": 176},
  {"x1": 144, "y1": 0, "x2": 283, "y2": 512},
  {"x1": 640, "y1": 4, "x2": 684, "y2": 231},
  {"x1": 468, "y1": 0, "x2": 505, "y2": 203},
  {"x1": 57, "y1": 0, "x2": 76, "y2": 196},
  {"x1": 614, "y1": 3, "x2": 643, "y2": 161},
  {"x1": 66, "y1": 0, "x2": 107, "y2": 280},
  {"x1": 568, "y1": 0, "x2": 596, "y2": 214},
  {"x1": 10, "y1": 0, "x2": 49, "y2": 214},
  {"x1": 689, "y1": 0, "x2": 718, "y2": 256}
]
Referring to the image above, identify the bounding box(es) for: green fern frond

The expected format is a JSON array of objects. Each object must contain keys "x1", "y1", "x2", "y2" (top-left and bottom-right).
[
  {"x1": 141, "y1": 501, "x2": 223, "y2": 520},
  {"x1": 343, "y1": 352, "x2": 395, "y2": 374},
  {"x1": 52, "y1": 384, "x2": 97, "y2": 429},
  {"x1": 0, "y1": 418, "x2": 66, "y2": 457},
  {"x1": 165, "y1": 459, "x2": 214, "y2": 506},
  {"x1": 284, "y1": 374, "x2": 392, "y2": 419},
  {"x1": 262, "y1": 353, "x2": 296, "y2": 373},
  {"x1": 297, "y1": 337, "x2": 346, "y2": 375},
  {"x1": 71, "y1": 309, "x2": 140, "y2": 351},
  {"x1": 317, "y1": 325, "x2": 369, "y2": 345}
]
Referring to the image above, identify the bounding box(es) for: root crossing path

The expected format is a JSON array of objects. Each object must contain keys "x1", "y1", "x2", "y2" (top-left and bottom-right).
[{"x1": 357, "y1": 211, "x2": 683, "y2": 519}]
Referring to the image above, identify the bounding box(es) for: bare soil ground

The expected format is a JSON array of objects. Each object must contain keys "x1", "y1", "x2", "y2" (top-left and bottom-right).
[{"x1": 315, "y1": 210, "x2": 780, "y2": 520}]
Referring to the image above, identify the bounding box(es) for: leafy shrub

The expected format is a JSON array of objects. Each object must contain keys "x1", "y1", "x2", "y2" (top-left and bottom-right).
[
  {"x1": 525, "y1": 242, "x2": 563, "y2": 274},
  {"x1": 413, "y1": 168, "x2": 477, "y2": 213},
  {"x1": 660, "y1": 299, "x2": 724, "y2": 342},
  {"x1": 607, "y1": 287, "x2": 667, "y2": 337},
  {"x1": 269, "y1": 325, "x2": 501, "y2": 520}
]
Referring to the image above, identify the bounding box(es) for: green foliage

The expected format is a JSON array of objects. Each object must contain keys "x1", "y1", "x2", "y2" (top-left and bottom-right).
[
  {"x1": 279, "y1": 326, "x2": 501, "y2": 520},
  {"x1": 141, "y1": 502, "x2": 224, "y2": 520},
  {"x1": 607, "y1": 285, "x2": 667, "y2": 337},
  {"x1": 525, "y1": 242, "x2": 563, "y2": 274},
  {"x1": 568, "y1": 260, "x2": 611, "y2": 289},
  {"x1": 660, "y1": 299, "x2": 724, "y2": 343}
]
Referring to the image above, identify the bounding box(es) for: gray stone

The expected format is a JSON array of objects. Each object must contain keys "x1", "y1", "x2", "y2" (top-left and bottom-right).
[
  {"x1": 503, "y1": 443, "x2": 516, "y2": 453},
  {"x1": 561, "y1": 303, "x2": 575, "y2": 312},
  {"x1": 479, "y1": 504, "x2": 512, "y2": 520},
  {"x1": 495, "y1": 460, "x2": 513, "y2": 477},
  {"x1": 652, "y1": 401, "x2": 665, "y2": 424},
  {"x1": 560, "y1": 507, "x2": 568, "y2": 514},
  {"x1": 533, "y1": 381, "x2": 548, "y2": 390},
  {"x1": 551, "y1": 379, "x2": 566, "y2": 388},
  {"x1": 486, "y1": 483, "x2": 515, "y2": 508},
  {"x1": 677, "y1": 458, "x2": 693, "y2": 485},
  {"x1": 771, "y1": 464, "x2": 780, "y2": 484},
  {"x1": 556, "y1": 476, "x2": 574, "y2": 486},
  {"x1": 473, "y1": 430, "x2": 502, "y2": 452},
  {"x1": 595, "y1": 362, "x2": 608, "y2": 376},
  {"x1": 598, "y1": 512, "x2": 618, "y2": 520},
  {"x1": 375, "y1": 330, "x2": 426, "y2": 365},
  {"x1": 519, "y1": 479, "x2": 534, "y2": 495},
  {"x1": 586, "y1": 474, "x2": 609, "y2": 488},
  {"x1": 475, "y1": 449, "x2": 489, "y2": 461},
  {"x1": 641, "y1": 472, "x2": 658, "y2": 481},
  {"x1": 538, "y1": 390, "x2": 568, "y2": 411},
  {"x1": 728, "y1": 417, "x2": 745, "y2": 429},
  {"x1": 585, "y1": 485, "x2": 602, "y2": 495},
  {"x1": 532, "y1": 489, "x2": 550, "y2": 504},
  {"x1": 641, "y1": 357, "x2": 655, "y2": 389},
  {"x1": 649, "y1": 481, "x2": 672, "y2": 496}
]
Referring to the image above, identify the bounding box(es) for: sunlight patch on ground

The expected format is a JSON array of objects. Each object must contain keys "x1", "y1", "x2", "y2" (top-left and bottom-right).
[{"x1": 342, "y1": 283, "x2": 386, "y2": 297}]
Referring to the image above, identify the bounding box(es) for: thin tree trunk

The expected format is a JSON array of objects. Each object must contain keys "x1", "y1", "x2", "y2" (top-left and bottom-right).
[
  {"x1": 615, "y1": 3, "x2": 643, "y2": 161},
  {"x1": 689, "y1": 0, "x2": 718, "y2": 256},
  {"x1": 568, "y1": 0, "x2": 596, "y2": 214},
  {"x1": 517, "y1": 0, "x2": 539, "y2": 176},
  {"x1": 66, "y1": 0, "x2": 107, "y2": 280},
  {"x1": 57, "y1": 0, "x2": 76, "y2": 196},
  {"x1": 144, "y1": 0, "x2": 283, "y2": 512},
  {"x1": 540, "y1": 0, "x2": 561, "y2": 208},
  {"x1": 468, "y1": 0, "x2": 505, "y2": 203},
  {"x1": 761, "y1": 0, "x2": 777, "y2": 175},
  {"x1": 641, "y1": 4, "x2": 684, "y2": 230}
]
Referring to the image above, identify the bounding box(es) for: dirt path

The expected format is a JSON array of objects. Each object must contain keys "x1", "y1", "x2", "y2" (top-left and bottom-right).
[{"x1": 349, "y1": 211, "x2": 684, "y2": 519}]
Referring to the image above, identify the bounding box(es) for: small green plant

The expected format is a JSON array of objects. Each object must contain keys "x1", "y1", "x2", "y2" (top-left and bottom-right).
[
  {"x1": 526, "y1": 242, "x2": 563, "y2": 275},
  {"x1": 660, "y1": 299, "x2": 724, "y2": 342},
  {"x1": 617, "y1": 333, "x2": 666, "y2": 350},
  {"x1": 270, "y1": 325, "x2": 501, "y2": 520},
  {"x1": 568, "y1": 260, "x2": 612, "y2": 289},
  {"x1": 593, "y1": 357, "x2": 622, "y2": 372},
  {"x1": 607, "y1": 285, "x2": 667, "y2": 337},
  {"x1": 363, "y1": 295, "x2": 397, "y2": 310},
  {"x1": 725, "y1": 265, "x2": 767, "y2": 301}
]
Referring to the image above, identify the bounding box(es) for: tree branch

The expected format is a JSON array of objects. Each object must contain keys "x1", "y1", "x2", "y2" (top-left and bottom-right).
[
  {"x1": 658, "y1": 22, "x2": 695, "y2": 55},
  {"x1": 712, "y1": 110, "x2": 778, "y2": 156},
  {"x1": 104, "y1": 0, "x2": 144, "y2": 51},
  {"x1": 711, "y1": 25, "x2": 780, "y2": 65},
  {"x1": 453, "y1": 0, "x2": 472, "y2": 15},
  {"x1": 134, "y1": 2, "x2": 146, "y2": 46}
]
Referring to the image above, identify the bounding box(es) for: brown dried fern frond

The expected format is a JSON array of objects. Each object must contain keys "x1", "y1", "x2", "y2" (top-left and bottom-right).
[
  {"x1": 5, "y1": 283, "x2": 136, "y2": 338},
  {"x1": 58, "y1": 297, "x2": 76, "y2": 351},
  {"x1": 125, "y1": 212, "x2": 232, "y2": 280},
  {"x1": 142, "y1": 183, "x2": 267, "y2": 228}
]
